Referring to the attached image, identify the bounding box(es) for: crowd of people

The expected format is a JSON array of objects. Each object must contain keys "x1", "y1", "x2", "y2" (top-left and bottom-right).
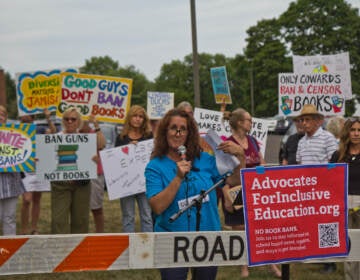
[{"x1": 0, "y1": 101, "x2": 359, "y2": 280}]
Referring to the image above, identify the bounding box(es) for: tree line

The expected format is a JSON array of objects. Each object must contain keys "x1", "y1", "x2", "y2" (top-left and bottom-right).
[{"x1": 3, "y1": 0, "x2": 360, "y2": 119}]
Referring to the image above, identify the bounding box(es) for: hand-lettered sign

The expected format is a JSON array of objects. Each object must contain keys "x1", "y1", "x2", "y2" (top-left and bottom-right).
[
  {"x1": 292, "y1": 52, "x2": 352, "y2": 100},
  {"x1": 278, "y1": 72, "x2": 346, "y2": 117},
  {"x1": 0, "y1": 123, "x2": 36, "y2": 172},
  {"x1": 58, "y1": 73, "x2": 133, "y2": 124},
  {"x1": 147, "y1": 91, "x2": 174, "y2": 119},
  {"x1": 100, "y1": 139, "x2": 154, "y2": 200},
  {"x1": 16, "y1": 68, "x2": 78, "y2": 116}
]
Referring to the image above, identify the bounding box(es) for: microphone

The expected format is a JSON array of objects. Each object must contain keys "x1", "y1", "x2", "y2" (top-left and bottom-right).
[{"x1": 178, "y1": 145, "x2": 187, "y2": 161}]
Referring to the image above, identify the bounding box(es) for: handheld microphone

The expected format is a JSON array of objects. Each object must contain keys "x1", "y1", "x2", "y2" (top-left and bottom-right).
[{"x1": 178, "y1": 145, "x2": 187, "y2": 161}]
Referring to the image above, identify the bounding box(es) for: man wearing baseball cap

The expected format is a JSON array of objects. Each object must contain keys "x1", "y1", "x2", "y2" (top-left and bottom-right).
[{"x1": 295, "y1": 104, "x2": 338, "y2": 274}]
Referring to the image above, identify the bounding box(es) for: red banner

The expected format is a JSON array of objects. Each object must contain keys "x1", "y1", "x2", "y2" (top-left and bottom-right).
[{"x1": 240, "y1": 163, "x2": 349, "y2": 266}]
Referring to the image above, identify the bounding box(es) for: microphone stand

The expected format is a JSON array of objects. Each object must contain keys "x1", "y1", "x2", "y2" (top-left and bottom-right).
[
  {"x1": 169, "y1": 171, "x2": 232, "y2": 230},
  {"x1": 169, "y1": 171, "x2": 232, "y2": 280}
]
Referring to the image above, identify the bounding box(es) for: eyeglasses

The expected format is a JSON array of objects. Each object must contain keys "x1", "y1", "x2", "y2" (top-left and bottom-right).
[
  {"x1": 64, "y1": 117, "x2": 77, "y2": 122},
  {"x1": 168, "y1": 127, "x2": 188, "y2": 136}
]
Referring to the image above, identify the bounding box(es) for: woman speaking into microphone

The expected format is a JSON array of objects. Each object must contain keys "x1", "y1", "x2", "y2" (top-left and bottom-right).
[{"x1": 145, "y1": 108, "x2": 245, "y2": 280}]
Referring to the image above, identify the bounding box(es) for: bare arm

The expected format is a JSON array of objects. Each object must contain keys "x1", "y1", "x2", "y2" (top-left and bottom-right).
[
  {"x1": 89, "y1": 115, "x2": 106, "y2": 151},
  {"x1": 149, "y1": 160, "x2": 191, "y2": 215},
  {"x1": 44, "y1": 108, "x2": 57, "y2": 133}
]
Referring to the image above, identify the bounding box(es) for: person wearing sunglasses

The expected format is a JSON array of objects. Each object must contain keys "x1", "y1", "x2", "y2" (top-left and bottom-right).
[
  {"x1": 145, "y1": 108, "x2": 244, "y2": 280},
  {"x1": 115, "y1": 105, "x2": 153, "y2": 233},
  {"x1": 51, "y1": 107, "x2": 91, "y2": 234},
  {"x1": 330, "y1": 117, "x2": 360, "y2": 279}
]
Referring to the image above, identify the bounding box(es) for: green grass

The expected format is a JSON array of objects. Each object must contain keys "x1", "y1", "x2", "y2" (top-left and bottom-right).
[{"x1": 0, "y1": 192, "x2": 346, "y2": 279}]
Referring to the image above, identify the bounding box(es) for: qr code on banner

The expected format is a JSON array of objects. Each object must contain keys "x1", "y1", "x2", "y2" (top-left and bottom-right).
[{"x1": 318, "y1": 223, "x2": 340, "y2": 248}]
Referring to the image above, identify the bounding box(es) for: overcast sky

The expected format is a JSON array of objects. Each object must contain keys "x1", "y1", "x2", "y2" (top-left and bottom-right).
[{"x1": 1, "y1": 0, "x2": 359, "y2": 81}]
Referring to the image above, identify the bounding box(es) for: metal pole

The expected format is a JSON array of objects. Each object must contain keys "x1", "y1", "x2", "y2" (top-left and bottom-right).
[
  {"x1": 190, "y1": 0, "x2": 200, "y2": 107},
  {"x1": 250, "y1": 66, "x2": 254, "y2": 116}
]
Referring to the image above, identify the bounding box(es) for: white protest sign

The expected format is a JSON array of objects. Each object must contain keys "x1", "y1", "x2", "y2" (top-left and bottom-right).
[
  {"x1": 204, "y1": 129, "x2": 239, "y2": 174},
  {"x1": 100, "y1": 139, "x2": 154, "y2": 200},
  {"x1": 36, "y1": 134, "x2": 97, "y2": 181},
  {"x1": 292, "y1": 52, "x2": 352, "y2": 100},
  {"x1": 194, "y1": 107, "x2": 269, "y2": 156},
  {"x1": 278, "y1": 72, "x2": 346, "y2": 117},
  {"x1": 147, "y1": 91, "x2": 174, "y2": 120}
]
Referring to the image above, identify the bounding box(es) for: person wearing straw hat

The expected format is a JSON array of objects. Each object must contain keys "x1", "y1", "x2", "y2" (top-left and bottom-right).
[
  {"x1": 296, "y1": 104, "x2": 338, "y2": 165},
  {"x1": 295, "y1": 104, "x2": 338, "y2": 274}
]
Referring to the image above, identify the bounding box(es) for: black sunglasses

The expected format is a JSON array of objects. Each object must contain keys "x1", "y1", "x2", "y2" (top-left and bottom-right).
[{"x1": 64, "y1": 117, "x2": 77, "y2": 122}]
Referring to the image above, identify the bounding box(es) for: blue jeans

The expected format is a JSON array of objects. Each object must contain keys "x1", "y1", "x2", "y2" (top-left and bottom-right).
[{"x1": 120, "y1": 192, "x2": 153, "y2": 232}]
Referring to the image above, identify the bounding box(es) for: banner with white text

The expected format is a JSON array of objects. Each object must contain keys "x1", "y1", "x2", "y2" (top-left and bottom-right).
[{"x1": 241, "y1": 164, "x2": 349, "y2": 266}]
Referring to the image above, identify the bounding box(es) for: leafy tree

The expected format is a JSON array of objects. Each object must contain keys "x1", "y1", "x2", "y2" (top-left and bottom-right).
[
  {"x1": 279, "y1": 0, "x2": 360, "y2": 115},
  {"x1": 4, "y1": 72, "x2": 17, "y2": 119},
  {"x1": 80, "y1": 56, "x2": 151, "y2": 108},
  {"x1": 244, "y1": 19, "x2": 292, "y2": 117}
]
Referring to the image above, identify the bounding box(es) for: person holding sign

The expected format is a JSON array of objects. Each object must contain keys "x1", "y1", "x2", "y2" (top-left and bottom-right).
[
  {"x1": 220, "y1": 108, "x2": 281, "y2": 278},
  {"x1": 51, "y1": 107, "x2": 91, "y2": 234},
  {"x1": 330, "y1": 117, "x2": 360, "y2": 280},
  {"x1": 145, "y1": 108, "x2": 244, "y2": 280},
  {"x1": 0, "y1": 106, "x2": 25, "y2": 235},
  {"x1": 115, "y1": 105, "x2": 153, "y2": 233}
]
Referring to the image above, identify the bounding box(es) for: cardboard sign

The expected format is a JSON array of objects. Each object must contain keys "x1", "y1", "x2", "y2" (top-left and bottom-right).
[
  {"x1": 0, "y1": 123, "x2": 36, "y2": 172},
  {"x1": 58, "y1": 73, "x2": 133, "y2": 123},
  {"x1": 241, "y1": 164, "x2": 349, "y2": 266},
  {"x1": 210, "y1": 66, "x2": 232, "y2": 104},
  {"x1": 36, "y1": 134, "x2": 97, "y2": 181},
  {"x1": 100, "y1": 139, "x2": 154, "y2": 200},
  {"x1": 292, "y1": 52, "x2": 352, "y2": 100},
  {"x1": 16, "y1": 68, "x2": 78, "y2": 116},
  {"x1": 194, "y1": 108, "x2": 269, "y2": 156},
  {"x1": 278, "y1": 72, "x2": 346, "y2": 117},
  {"x1": 147, "y1": 91, "x2": 174, "y2": 119}
]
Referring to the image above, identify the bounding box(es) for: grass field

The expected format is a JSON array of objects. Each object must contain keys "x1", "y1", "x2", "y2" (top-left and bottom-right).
[{"x1": 0, "y1": 192, "x2": 346, "y2": 279}]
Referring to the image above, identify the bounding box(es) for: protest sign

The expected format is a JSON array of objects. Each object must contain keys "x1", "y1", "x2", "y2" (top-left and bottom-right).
[
  {"x1": 147, "y1": 91, "x2": 174, "y2": 119},
  {"x1": 292, "y1": 52, "x2": 352, "y2": 100},
  {"x1": 194, "y1": 108, "x2": 269, "y2": 156},
  {"x1": 58, "y1": 73, "x2": 133, "y2": 123},
  {"x1": 0, "y1": 123, "x2": 36, "y2": 172},
  {"x1": 210, "y1": 66, "x2": 232, "y2": 104},
  {"x1": 241, "y1": 164, "x2": 348, "y2": 266},
  {"x1": 204, "y1": 129, "x2": 239, "y2": 174},
  {"x1": 36, "y1": 134, "x2": 97, "y2": 181},
  {"x1": 16, "y1": 68, "x2": 78, "y2": 116},
  {"x1": 278, "y1": 72, "x2": 346, "y2": 117},
  {"x1": 100, "y1": 139, "x2": 154, "y2": 200}
]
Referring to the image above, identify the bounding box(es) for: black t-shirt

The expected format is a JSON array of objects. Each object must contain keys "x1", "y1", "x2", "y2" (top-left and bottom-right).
[
  {"x1": 282, "y1": 133, "x2": 304, "y2": 165},
  {"x1": 330, "y1": 151, "x2": 360, "y2": 195},
  {"x1": 115, "y1": 133, "x2": 153, "y2": 147}
]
